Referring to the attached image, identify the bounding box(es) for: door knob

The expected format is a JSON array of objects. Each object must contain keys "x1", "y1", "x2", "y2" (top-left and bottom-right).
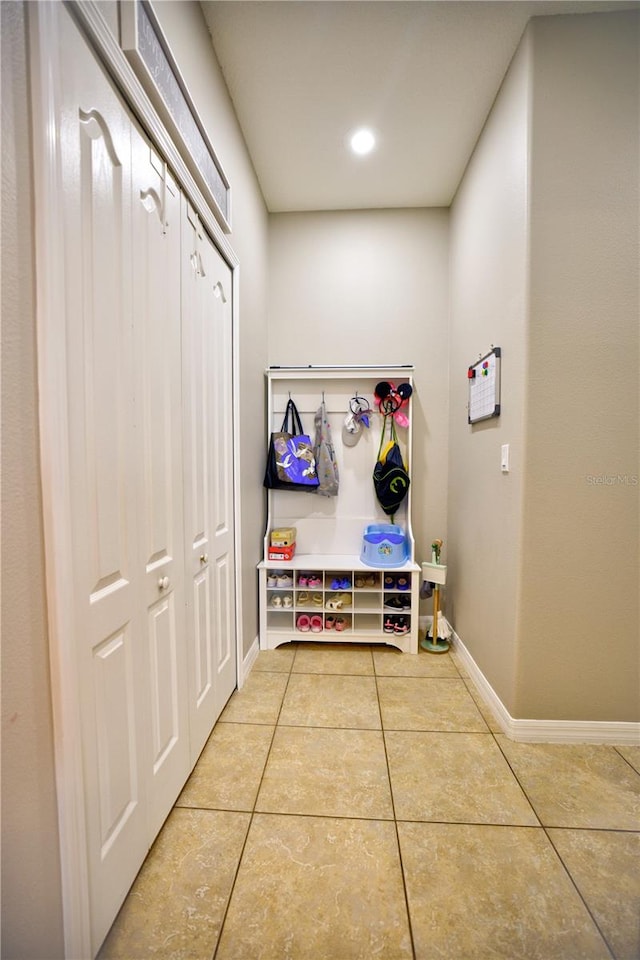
[
  {"x1": 158, "y1": 576, "x2": 170, "y2": 590},
  {"x1": 200, "y1": 553, "x2": 208, "y2": 564}
]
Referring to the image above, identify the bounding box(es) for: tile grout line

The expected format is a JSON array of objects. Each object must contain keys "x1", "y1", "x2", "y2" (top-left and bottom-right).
[
  {"x1": 542, "y1": 826, "x2": 617, "y2": 960},
  {"x1": 211, "y1": 646, "x2": 298, "y2": 960},
  {"x1": 488, "y1": 729, "x2": 622, "y2": 960},
  {"x1": 373, "y1": 656, "x2": 418, "y2": 960},
  {"x1": 613, "y1": 745, "x2": 640, "y2": 779}
]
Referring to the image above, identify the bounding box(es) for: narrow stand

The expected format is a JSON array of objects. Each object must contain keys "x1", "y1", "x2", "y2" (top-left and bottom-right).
[{"x1": 420, "y1": 556, "x2": 449, "y2": 654}]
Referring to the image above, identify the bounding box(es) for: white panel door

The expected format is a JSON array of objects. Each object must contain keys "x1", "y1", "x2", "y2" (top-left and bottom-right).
[
  {"x1": 59, "y1": 14, "x2": 149, "y2": 952},
  {"x1": 130, "y1": 130, "x2": 190, "y2": 838},
  {"x1": 182, "y1": 202, "x2": 237, "y2": 763}
]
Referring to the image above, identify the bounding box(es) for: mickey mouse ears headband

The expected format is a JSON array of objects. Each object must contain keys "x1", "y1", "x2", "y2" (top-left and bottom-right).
[{"x1": 374, "y1": 381, "x2": 413, "y2": 415}]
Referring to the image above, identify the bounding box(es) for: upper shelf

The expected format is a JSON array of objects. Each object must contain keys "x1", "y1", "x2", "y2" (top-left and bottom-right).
[{"x1": 266, "y1": 364, "x2": 414, "y2": 381}]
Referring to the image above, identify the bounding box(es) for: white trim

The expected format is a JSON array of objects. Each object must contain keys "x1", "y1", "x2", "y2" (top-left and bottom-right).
[
  {"x1": 120, "y1": 0, "x2": 231, "y2": 233},
  {"x1": 241, "y1": 635, "x2": 261, "y2": 687},
  {"x1": 232, "y1": 264, "x2": 245, "y2": 692},
  {"x1": 28, "y1": 6, "x2": 92, "y2": 958},
  {"x1": 451, "y1": 627, "x2": 640, "y2": 745},
  {"x1": 65, "y1": 0, "x2": 237, "y2": 268}
]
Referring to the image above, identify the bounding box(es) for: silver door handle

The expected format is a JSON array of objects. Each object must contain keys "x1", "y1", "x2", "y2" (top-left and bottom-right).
[{"x1": 158, "y1": 576, "x2": 170, "y2": 590}]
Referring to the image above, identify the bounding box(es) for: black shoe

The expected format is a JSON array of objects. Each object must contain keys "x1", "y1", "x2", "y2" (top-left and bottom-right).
[{"x1": 384, "y1": 596, "x2": 405, "y2": 610}]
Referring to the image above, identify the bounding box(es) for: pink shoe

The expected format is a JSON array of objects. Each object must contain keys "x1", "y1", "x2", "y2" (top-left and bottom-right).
[
  {"x1": 296, "y1": 614, "x2": 311, "y2": 632},
  {"x1": 325, "y1": 616, "x2": 335, "y2": 630},
  {"x1": 334, "y1": 617, "x2": 346, "y2": 632},
  {"x1": 308, "y1": 576, "x2": 322, "y2": 589},
  {"x1": 310, "y1": 615, "x2": 323, "y2": 633}
]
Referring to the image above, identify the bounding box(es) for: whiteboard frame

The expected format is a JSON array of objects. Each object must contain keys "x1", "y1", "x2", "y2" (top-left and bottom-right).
[{"x1": 468, "y1": 347, "x2": 501, "y2": 424}]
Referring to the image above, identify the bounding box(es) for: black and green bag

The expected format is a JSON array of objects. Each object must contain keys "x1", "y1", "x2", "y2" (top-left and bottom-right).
[{"x1": 373, "y1": 416, "x2": 410, "y2": 521}]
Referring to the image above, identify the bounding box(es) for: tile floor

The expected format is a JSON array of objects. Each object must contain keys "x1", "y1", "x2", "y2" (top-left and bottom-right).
[{"x1": 98, "y1": 642, "x2": 640, "y2": 960}]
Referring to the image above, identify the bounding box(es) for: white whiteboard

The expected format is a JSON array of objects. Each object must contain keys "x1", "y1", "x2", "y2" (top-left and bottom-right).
[{"x1": 468, "y1": 347, "x2": 501, "y2": 423}]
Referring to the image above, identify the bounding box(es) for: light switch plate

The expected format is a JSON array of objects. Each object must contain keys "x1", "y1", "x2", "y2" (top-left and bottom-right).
[{"x1": 501, "y1": 444, "x2": 510, "y2": 472}]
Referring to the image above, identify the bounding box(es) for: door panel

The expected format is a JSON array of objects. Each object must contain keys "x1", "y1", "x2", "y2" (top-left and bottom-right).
[
  {"x1": 51, "y1": 10, "x2": 238, "y2": 953},
  {"x1": 182, "y1": 203, "x2": 237, "y2": 762},
  {"x1": 60, "y1": 14, "x2": 149, "y2": 951},
  {"x1": 131, "y1": 129, "x2": 190, "y2": 838},
  {"x1": 93, "y1": 626, "x2": 140, "y2": 858}
]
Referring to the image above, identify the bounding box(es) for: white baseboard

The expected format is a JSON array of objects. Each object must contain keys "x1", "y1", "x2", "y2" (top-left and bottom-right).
[
  {"x1": 450, "y1": 626, "x2": 640, "y2": 745},
  {"x1": 239, "y1": 634, "x2": 260, "y2": 688}
]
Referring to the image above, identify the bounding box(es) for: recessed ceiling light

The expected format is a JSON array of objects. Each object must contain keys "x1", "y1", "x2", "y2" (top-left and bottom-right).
[{"x1": 349, "y1": 127, "x2": 376, "y2": 156}]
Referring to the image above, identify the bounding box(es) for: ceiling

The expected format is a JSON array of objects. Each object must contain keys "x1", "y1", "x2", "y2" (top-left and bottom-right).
[{"x1": 201, "y1": 1, "x2": 639, "y2": 212}]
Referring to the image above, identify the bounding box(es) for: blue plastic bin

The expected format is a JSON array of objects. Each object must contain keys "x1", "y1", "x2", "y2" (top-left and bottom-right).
[{"x1": 360, "y1": 524, "x2": 408, "y2": 568}]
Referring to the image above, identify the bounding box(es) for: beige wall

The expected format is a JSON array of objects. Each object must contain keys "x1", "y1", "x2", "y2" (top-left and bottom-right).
[
  {"x1": 448, "y1": 33, "x2": 531, "y2": 713},
  {"x1": 268, "y1": 209, "x2": 450, "y2": 568},
  {"x1": 449, "y1": 11, "x2": 639, "y2": 722},
  {"x1": 518, "y1": 11, "x2": 639, "y2": 721},
  {"x1": 1, "y1": 5, "x2": 66, "y2": 957}
]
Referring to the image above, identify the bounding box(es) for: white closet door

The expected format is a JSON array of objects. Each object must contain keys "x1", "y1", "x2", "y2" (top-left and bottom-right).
[
  {"x1": 59, "y1": 14, "x2": 149, "y2": 951},
  {"x1": 182, "y1": 202, "x2": 237, "y2": 762},
  {"x1": 130, "y1": 131, "x2": 190, "y2": 837}
]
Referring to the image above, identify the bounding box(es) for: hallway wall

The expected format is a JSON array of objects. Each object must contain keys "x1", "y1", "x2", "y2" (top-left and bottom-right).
[
  {"x1": 449, "y1": 10, "x2": 639, "y2": 723},
  {"x1": 518, "y1": 11, "x2": 639, "y2": 721},
  {"x1": 448, "y1": 31, "x2": 531, "y2": 715},
  {"x1": 1, "y1": 6, "x2": 66, "y2": 957},
  {"x1": 267, "y1": 208, "x2": 450, "y2": 571}
]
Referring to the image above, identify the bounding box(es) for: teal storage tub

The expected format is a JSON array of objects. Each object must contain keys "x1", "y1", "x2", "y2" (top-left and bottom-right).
[{"x1": 360, "y1": 524, "x2": 408, "y2": 568}]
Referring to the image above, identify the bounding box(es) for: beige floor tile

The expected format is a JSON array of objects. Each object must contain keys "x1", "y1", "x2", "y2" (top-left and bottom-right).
[
  {"x1": 448, "y1": 643, "x2": 470, "y2": 677},
  {"x1": 215, "y1": 813, "x2": 412, "y2": 959},
  {"x1": 97, "y1": 808, "x2": 250, "y2": 960},
  {"x1": 373, "y1": 647, "x2": 459, "y2": 678},
  {"x1": 386, "y1": 731, "x2": 538, "y2": 825},
  {"x1": 464, "y1": 678, "x2": 503, "y2": 733},
  {"x1": 293, "y1": 641, "x2": 374, "y2": 675},
  {"x1": 279, "y1": 673, "x2": 381, "y2": 729},
  {"x1": 398, "y1": 822, "x2": 611, "y2": 960},
  {"x1": 176, "y1": 723, "x2": 274, "y2": 811},
  {"x1": 252, "y1": 643, "x2": 297, "y2": 673},
  {"x1": 616, "y1": 745, "x2": 640, "y2": 775},
  {"x1": 219, "y1": 671, "x2": 289, "y2": 724},
  {"x1": 377, "y1": 677, "x2": 488, "y2": 732},
  {"x1": 548, "y1": 828, "x2": 640, "y2": 960},
  {"x1": 496, "y1": 738, "x2": 640, "y2": 829},
  {"x1": 256, "y1": 726, "x2": 393, "y2": 819}
]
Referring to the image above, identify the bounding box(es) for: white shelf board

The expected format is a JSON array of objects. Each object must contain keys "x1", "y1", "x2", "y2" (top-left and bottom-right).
[{"x1": 259, "y1": 554, "x2": 420, "y2": 572}]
